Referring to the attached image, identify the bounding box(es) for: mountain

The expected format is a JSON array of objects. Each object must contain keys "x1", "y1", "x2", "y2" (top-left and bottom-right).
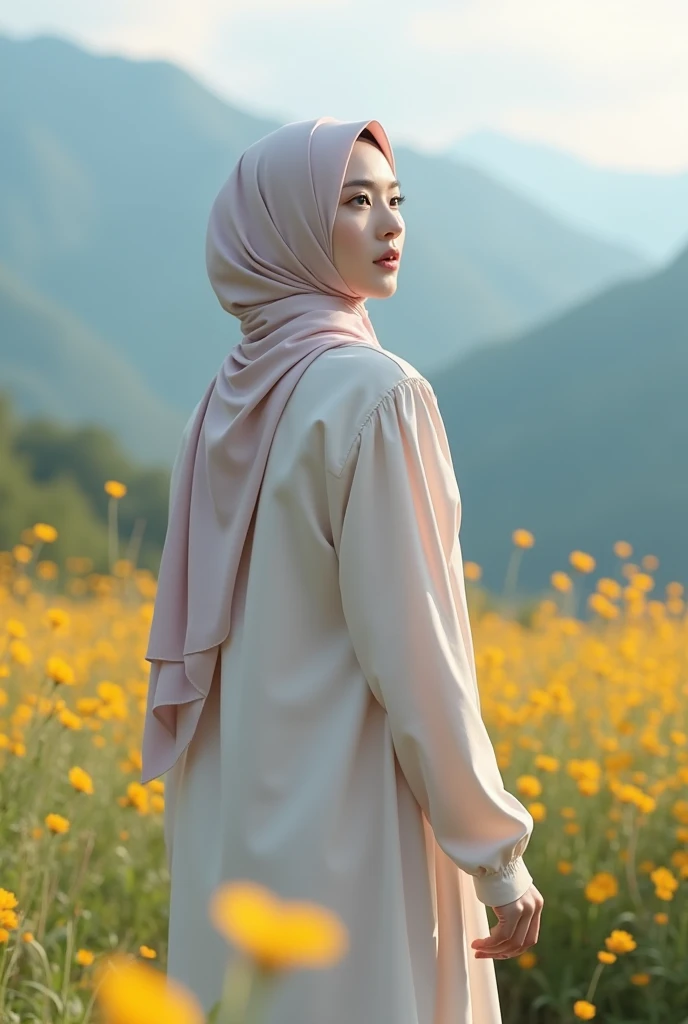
[
  {"x1": 0, "y1": 31, "x2": 649, "y2": 452},
  {"x1": 0, "y1": 260, "x2": 186, "y2": 463},
  {"x1": 428, "y1": 241, "x2": 688, "y2": 596},
  {"x1": 447, "y1": 129, "x2": 688, "y2": 265}
]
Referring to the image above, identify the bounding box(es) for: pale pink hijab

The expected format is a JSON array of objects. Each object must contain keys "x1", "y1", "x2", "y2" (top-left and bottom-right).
[{"x1": 140, "y1": 116, "x2": 396, "y2": 784}]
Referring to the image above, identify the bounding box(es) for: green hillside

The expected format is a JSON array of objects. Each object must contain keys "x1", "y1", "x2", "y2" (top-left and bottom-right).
[
  {"x1": 0, "y1": 390, "x2": 171, "y2": 575},
  {"x1": 429, "y1": 243, "x2": 688, "y2": 595},
  {"x1": 0, "y1": 260, "x2": 186, "y2": 463},
  {"x1": 0, "y1": 31, "x2": 648, "y2": 440}
]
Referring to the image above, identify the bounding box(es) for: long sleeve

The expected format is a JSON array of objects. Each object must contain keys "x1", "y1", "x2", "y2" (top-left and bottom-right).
[{"x1": 327, "y1": 376, "x2": 534, "y2": 907}]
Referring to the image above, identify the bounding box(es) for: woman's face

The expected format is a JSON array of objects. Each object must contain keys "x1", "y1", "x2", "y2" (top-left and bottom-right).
[{"x1": 332, "y1": 139, "x2": 405, "y2": 300}]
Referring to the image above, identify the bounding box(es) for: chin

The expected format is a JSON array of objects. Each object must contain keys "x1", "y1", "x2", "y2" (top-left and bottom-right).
[{"x1": 364, "y1": 279, "x2": 399, "y2": 300}]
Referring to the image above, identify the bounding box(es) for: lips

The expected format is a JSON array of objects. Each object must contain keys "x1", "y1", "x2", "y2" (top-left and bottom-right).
[{"x1": 374, "y1": 251, "x2": 400, "y2": 264}]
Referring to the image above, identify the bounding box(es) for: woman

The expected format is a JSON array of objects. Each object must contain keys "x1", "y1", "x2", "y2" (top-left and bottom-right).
[{"x1": 140, "y1": 116, "x2": 543, "y2": 1024}]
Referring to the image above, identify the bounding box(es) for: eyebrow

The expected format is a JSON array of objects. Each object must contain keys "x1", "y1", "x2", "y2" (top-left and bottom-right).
[{"x1": 341, "y1": 178, "x2": 401, "y2": 191}]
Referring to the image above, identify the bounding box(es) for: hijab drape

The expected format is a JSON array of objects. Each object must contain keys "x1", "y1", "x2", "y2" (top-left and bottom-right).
[{"x1": 140, "y1": 116, "x2": 395, "y2": 784}]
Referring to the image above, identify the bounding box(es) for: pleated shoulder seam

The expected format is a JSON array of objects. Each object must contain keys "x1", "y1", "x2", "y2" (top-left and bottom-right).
[{"x1": 329, "y1": 375, "x2": 435, "y2": 480}]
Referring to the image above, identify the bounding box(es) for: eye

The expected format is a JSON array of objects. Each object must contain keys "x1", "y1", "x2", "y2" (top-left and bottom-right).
[{"x1": 348, "y1": 193, "x2": 407, "y2": 208}]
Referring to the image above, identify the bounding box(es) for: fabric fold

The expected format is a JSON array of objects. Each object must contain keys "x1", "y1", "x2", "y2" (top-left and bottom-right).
[{"x1": 140, "y1": 116, "x2": 396, "y2": 784}]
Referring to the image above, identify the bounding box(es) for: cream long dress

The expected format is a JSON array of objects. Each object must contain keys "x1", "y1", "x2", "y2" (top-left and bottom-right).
[{"x1": 160, "y1": 343, "x2": 535, "y2": 1024}]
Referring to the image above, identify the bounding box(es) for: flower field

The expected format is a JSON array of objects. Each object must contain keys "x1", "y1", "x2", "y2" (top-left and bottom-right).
[{"x1": 1, "y1": 508, "x2": 687, "y2": 1023}]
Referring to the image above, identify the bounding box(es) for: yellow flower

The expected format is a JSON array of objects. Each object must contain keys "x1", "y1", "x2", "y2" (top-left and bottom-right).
[
  {"x1": 0, "y1": 890, "x2": 18, "y2": 913},
  {"x1": 516, "y1": 775, "x2": 542, "y2": 798},
  {"x1": 45, "y1": 656, "x2": 75, "y2": 686},
  {"x1": 512, "y1": 529, "x2": 535, "y2": 549},
  {"x1": 614, "y1": 541, "x2": 633, "y2": 559},
  {"x1": 573, "y1": 999, "x2": 596, "y2": 1019},
  {"x1": 33, "y1": 523, "x2": 58, "y2": 544},
  {"x1": 654, "y1": 913, "x2": 668, "y2": 925},
  {"x1": 59, "y1": 709, "x2": 83, "y2": 731},
  {"x1": 209, "y1": 880, "x2": 349, "y2": 971},
  {"x1": 464, "y1": 561, "x2": 482, "y2": 582},
  {"x1": 630, "y1": 973, "x2": 650, "y2": 986},
  {"x1": 534, "y1": 755, "x2": 559, "y2": 773},
  {"x1": 76, "y1": 949, "x2": 95, "y2": 966},
  {"x1": 69, "y1": 766, "x2": 94, "y2": 795},
  {"x1": 5, "y1": 618, "x2": 27, "y2": 638},
  {"x1": 0, "y1": 929, "x2": 10, "y2": 944},
  {"x1": 45, "y1": 813, "x2": 70, "y2": 835},
  {"x1": 22, "y1": 932, "x2": 34, "y2": 943},
  {"x1": 95, "y1": 955, "x2": 203, "y2": 1024},
  {"x1": 0, "y1": 909, "x2": 19, "y2": 929},
  {"x1": 528, "y1": 802, "x2": 547, "y2": 822},
  {"x1": 569, "y1": 550, "x2": 596, "y2": 574},
  {"x1": 604, "y1": 929, "x2": 636, "y2": 954},
  {"x1": 46, "y1": 608, "x2": 70, "y2": 631},
  {"x1": 104, "y1": 480, "x2": 128, "y2": 500},
  {"x1": 557, "y1": 861, "x2": 573, "y2": 875},
  {"x1": 597, "y1": 951, "x2": 616, "y2": 964},
  {"x1": 584, "y1": 872, "x2": 618, "y2": 904},
  {"x1": 551, "y1": 571, "x2": 572, "y2": 592},
  {"x1": 517, "y1": 951, "x2": 537, "y2": 968},
  {"x1": 139, "y1": 946, "x2": 157, "y2": 959},
  {"x1": 597, "y1": 577, "x2": 621, "y2": 599},
  {"x1": 650, "y1": 867, "x2": 678, "y2": 893}
]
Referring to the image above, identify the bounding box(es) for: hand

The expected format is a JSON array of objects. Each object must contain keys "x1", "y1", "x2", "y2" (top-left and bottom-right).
[{"x1": 471, "y1": 884, "x2": 543, "y2": 960}]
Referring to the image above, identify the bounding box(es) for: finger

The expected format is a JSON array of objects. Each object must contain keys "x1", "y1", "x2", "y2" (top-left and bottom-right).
[
  {"x1": 472, "y1": 924, "x2": 511, "y2": 951},
  {"x1": 486, "y1": 909, "x2": 540, "y2": 960},
  {"x1": 475, "y1": 909, "x2": 535, "y2": 958}
]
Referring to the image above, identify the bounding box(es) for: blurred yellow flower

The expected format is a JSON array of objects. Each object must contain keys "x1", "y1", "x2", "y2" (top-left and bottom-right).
[
  {"x1": 613, "y1": 540, "x2": 633, "y2": 559},
  {"x1": 597, "y1": 951, "x2": 616, "y2": 964},
  {"x1": 573, "y1": 999, "x2": 596, "y2": 1019},
  {"x1": 551, "y1": 571, "x2": 572, "y2": 592},
  {"x1": 104, "y1": 481, "x2": 128, "y2": 500},
  {"x1": 69, "y1": 766, "x2": 94, "y2": 795},
  {"x1": 584, "y1": 872, "x2": 618, "y2": 904},
  {"x1": 604, "y1": 929, "x2": 636, "y2": 954},
  {"x1": 630, "y1": 973, "x2": 650, "y2": 986},
  {"x1": 0, "y1": 890, "x2": 18, "y2": 913},
  {"x1": 569, "y1": 550, "x2": 596, "y2": 574},
  {"x1": 512, "y1": 529, "x2": 535, "y2": 549},
  {"x1": 33, "y1": 523, "x2": 58, "y2": 544},
  {"x1": 46, "y1": 656, "x2": 75, "y2": 686},
  {"x1": 650, "y1": 867, "x2": 678, "y2": 895},
  {"x1": 516, "y1": 775, "x2": 542, "y2": 798},
  {"x1": 76, "y1": 949, "x2": 95, "y2": 966},
  {"x1": 12, "y1": 545, "x2": 33, "y2": 564},
  {"x1": 45, "y1": 813, "x2": 70, "y2": 835},
  {"x1": 464, "y1": 561, "x2": 482, "y2": 582},
  {"x1": 517, "y1": 951, "x2": 537, "y2": 968},
  {"x1": 528, "y1": 802, "x2": 547, "y2": 822},
  {"x1": 95, "y1": 955, "x2": 203, "y2": 1024},
  {"x1": 139, "y1": 946, "x2": 157, "y2": 959},
  {"x1": 5, "y1": 618, "x2": 27, "y2": 638},
  {"x1": 209, "y1": 880, "x2": 349, "y2": 971}
]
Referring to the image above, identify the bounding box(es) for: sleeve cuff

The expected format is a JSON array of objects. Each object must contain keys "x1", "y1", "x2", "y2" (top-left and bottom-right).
[{"x1": 472, "y1": 856, "x2": 533, "y2": 907}]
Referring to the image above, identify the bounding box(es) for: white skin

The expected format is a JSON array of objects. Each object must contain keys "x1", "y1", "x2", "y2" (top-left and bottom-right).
[{"x1": 331, "y1": 138, "x2": 405, "y2": 299}]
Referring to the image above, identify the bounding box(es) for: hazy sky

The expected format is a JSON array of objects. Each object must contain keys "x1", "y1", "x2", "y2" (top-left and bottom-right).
[{"x1": 2, "y1": 0, "x2": 687, "y2": 171}]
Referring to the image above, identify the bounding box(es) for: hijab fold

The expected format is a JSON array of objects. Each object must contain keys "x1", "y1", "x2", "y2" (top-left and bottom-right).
[{"x1": 141, "y1": 116, "x2": 396, "y2": 784}]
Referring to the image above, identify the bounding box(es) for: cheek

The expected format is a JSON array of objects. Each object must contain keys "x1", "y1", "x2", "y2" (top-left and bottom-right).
[{"x1": 333, "y1": 211, "x2": 367, "y2": 263}]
